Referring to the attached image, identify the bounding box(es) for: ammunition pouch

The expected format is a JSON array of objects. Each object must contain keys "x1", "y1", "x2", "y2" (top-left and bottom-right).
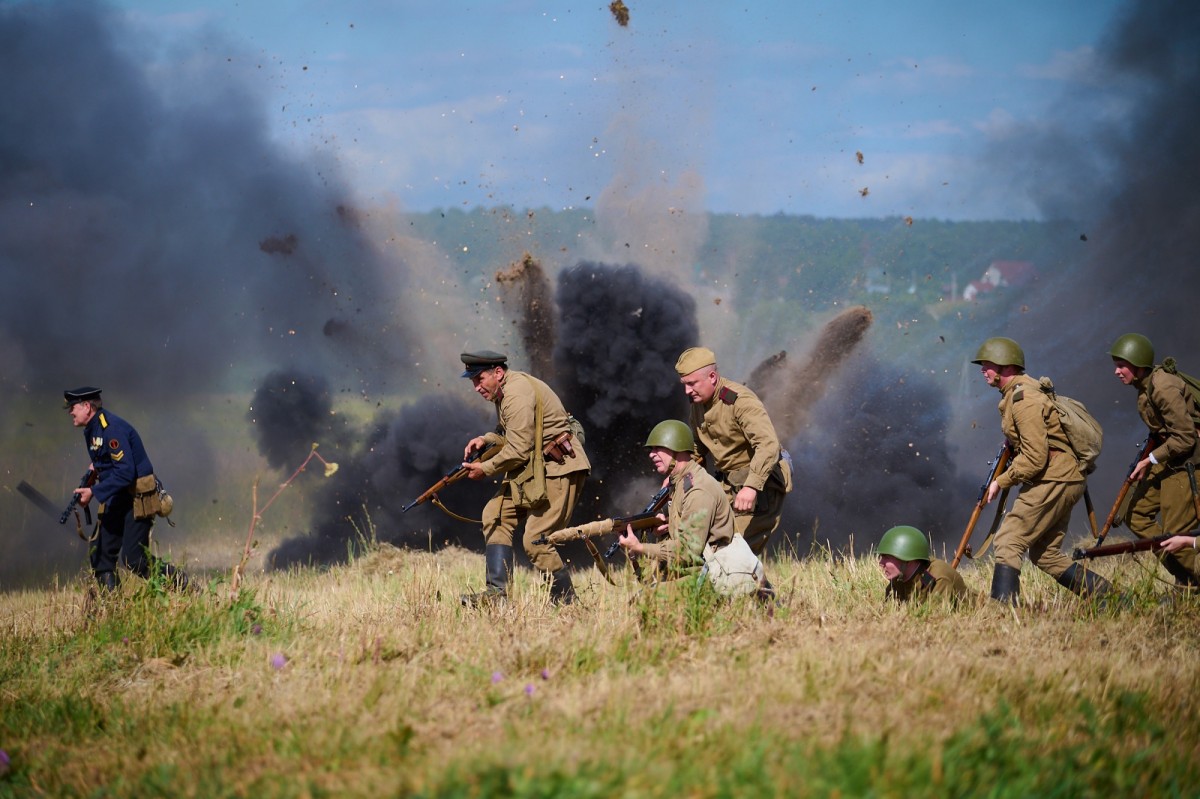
[
  {"x1": 132, "y1": 474, "x2": 162, "y2": 520},
  {"x1": 543, "y1": 431, "x2": 575, "y2": 465}
]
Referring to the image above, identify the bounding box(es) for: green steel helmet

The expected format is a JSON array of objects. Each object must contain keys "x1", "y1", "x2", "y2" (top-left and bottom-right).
[
  {"x1": 971, "y1": 337, "x2": 1025, "y2": 368},
  {"x1": 878, "y1": 526, "x2": 931, "y2": 562},
  {"x1": 644, "y1": 420, "x2": 695, "y2": 453},
  {"x1": 1108, "y1": 333, "x2": 1154, "y2": 369}
]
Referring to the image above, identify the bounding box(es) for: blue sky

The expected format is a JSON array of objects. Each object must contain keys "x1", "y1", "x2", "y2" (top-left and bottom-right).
[{"x1": 114, "y1": 0, "x2": 1127, "y2": 220}]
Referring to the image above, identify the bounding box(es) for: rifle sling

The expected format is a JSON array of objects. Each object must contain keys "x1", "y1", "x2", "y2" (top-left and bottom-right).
[{"x1": 430, "y1": 495, "x2": 483, "y2": 525}]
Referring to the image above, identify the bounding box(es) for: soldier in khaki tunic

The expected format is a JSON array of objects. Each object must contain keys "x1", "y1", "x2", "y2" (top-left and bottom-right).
[
  {"x1": 674, "y1": 347, "x2": 793, "y2": 556},
  {"x1": 1108, "y1": 333, "x2": 1200, "y2": 588},
  {"x1": 459, "y1": 351, "x2": 590, "y2": 606},
  {"x1": 972, "y1": 338, "x2": 1112, "y2": 604},
  {"x1": 617, "y1": 420, "x2": 735, "y2": 582},
  {"x1": 877, "y1": 525, "x2": 968, "y2": 604}
]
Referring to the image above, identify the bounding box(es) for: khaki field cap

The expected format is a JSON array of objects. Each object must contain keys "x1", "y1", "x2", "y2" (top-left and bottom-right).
[{"x1": 675, "y1": 347, "x2": 717, "y2": 376}]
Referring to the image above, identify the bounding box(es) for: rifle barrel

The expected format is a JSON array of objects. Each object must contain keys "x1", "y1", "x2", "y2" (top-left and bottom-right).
[{"x1": 1072, "y1": 534, "x2": 1170, "y2": 560}]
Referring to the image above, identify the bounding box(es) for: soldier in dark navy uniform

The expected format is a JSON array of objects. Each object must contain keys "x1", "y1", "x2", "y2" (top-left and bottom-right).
[{"x1": 64, "y1": 387, "x2": 188, "y2": 591}]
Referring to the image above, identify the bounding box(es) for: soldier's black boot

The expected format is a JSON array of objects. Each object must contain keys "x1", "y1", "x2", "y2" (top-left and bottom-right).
[
  {"x1": 461, "y1": 544, "x2": 513, "y2": 608},
  {"x1": 1056, "y1": 563, "x2": 1112, "y2": 599},
  {"x1": 160, "y1": 561, "x2": 193, "y2": 593},
  {"x1": 548, "y1": 568, "x2": 576, "y2": 606},
  {"x1": 96, "y1": 571, "x2": 120, "y2": 593},
  {"x1": 990, "y1": 563, "x2": 1021, "y2": 605}
]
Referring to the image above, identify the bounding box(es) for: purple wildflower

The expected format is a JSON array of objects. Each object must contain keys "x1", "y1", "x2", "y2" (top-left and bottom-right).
[
  {"x1": 540, "y1": 668, "x2": 551, "y2": 680},
  {"x1": 270, "y1": 652, "x2": 288, "y2": 670},
  {"x1": 524, "y1": 683, "x2": 535, "y2": 697},
  {"x1": 491, "y1": 671, "x2": 503, "y2": 684}
]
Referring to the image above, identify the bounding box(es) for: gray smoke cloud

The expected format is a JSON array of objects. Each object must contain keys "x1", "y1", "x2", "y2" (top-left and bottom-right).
[
  {"x1": 971, "y1": 0, "x2": 1200, "y2": 499},
  {"x1": 0, "y1": 0, "x2": 416, "y2": 400}
]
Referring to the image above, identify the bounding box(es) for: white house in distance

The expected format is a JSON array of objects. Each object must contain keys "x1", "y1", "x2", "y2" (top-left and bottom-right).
[{"x1": 962, "y1": 260, "x2": 1036, "y2": 301}]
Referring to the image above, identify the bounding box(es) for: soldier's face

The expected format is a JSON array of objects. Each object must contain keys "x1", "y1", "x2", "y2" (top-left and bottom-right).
[
  {"x1": 680, "y1": 368, "x2": 718, "y2": 403},
  {"x1": 67, "y1": 402, "x2": 94, "y2": 428},
  {"x1": 878, "y1": 554, "x2": 911, "y2": 582},
  {"x1": 471, "y1": 367, "x2": 504, "y2": 401},
  {"x1": 1112, "y1": 358, "x2": 1139, "y2": 385},
  {"x1": 978, "y1": 360, "x2": 1004, "y2": 388},
  {"x1": 647, "y1": 446, "x2": 677, "y2": 475}
]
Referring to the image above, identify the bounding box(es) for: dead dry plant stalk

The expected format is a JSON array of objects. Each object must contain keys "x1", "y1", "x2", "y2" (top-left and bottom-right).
[{"x1": 231, "y1": 443, "x2": 339, "y2": 598}]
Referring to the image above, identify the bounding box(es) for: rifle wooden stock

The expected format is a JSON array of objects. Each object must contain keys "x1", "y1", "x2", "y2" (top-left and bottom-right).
[
  {"x1": 544, "y1": 510, "x2": 664, "y2": 546},
  {"x1": 952, "y1": 442, "x2": 1011, "y2": 568},
  {"x1": 1072, "y1": 534, "x2": 1171, "y2": 560},
  {"x1": 1094, "y1": 437, "x2": 1157, "y2": 546},
  {"x1": 401, "y1": 441, "x2": 503, "y2": 513}
]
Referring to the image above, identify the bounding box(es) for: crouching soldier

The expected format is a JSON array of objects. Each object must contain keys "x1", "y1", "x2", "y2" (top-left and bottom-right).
[{"x1": 877, "y1": 525, "x2": 968, "y2": 604}]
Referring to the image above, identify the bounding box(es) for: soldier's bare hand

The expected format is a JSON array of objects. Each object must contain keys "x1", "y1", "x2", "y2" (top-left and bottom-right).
[
  {"x1": 74, "y1": 486, "x2": 93, "y2": 506},
  {"x1": 460, "y1": 460, "x2": 486, "y2": 480},
  {"x1": 1130, "y1": 457, "x2": 1152, "y2": 482},
  {"x1": 983, "y1": 480, "x2": 1002, "y2": 505},
  {"x1": 733, "y1": 486, "x2": 758, "y2": 512},
  {"x1": 464, "y1": 436, "x2": 487, "y2": 460},
  {"x1": 1161, "y1": 535, "x2": 1197, "y2": 553},
  {"x1": 619, "y1": 524, "x2": 644, "y2": 554}
]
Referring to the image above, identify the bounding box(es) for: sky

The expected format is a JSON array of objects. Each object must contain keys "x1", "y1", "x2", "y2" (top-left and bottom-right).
[{"x1": 110, "y1": 0, "x2": 1128, "y2": 220}]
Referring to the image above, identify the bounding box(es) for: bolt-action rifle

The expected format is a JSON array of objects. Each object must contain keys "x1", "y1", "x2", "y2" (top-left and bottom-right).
[
  {"x1": 1072, "y1": 534, "x2": 1171, "y2": 561},
  {"x1": 401, "y1": 441, "x2": 503, "y2": 514},
  {"x1": 59, "y1": 469, "x2": 96, "y2": 539},
  {"x1": 952, "y1": 441, "x2": 1012, "y2": 568},
  {"x1": 1094, "y1": 436, "x2": 1158, "y2": 546},
  {"x1": 538, "y1": 483, "x2": 670, "y2": 549},
  {"x1": 536, "y1": 483, "x2": 670, "y2": 585}
]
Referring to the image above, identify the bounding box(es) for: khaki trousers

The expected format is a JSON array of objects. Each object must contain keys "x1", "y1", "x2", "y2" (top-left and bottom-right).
[
  {"x1": 482, "y1": 472, "x2": 586, "y2": 573},
  {"x1": 1127, "y1": 463, "x2": 1200, "y2": 578},
  {"x1": 726, "y1": 483, "x2": 787, "y2": 556},
  {"x1": 992, "y1": 480, "x2": 1082, "y2": 577}
]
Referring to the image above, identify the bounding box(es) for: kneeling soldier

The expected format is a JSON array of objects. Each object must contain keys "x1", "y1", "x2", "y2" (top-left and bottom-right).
[{"x1": 619, "y1": 420, "x2": 773, "y2": 600}]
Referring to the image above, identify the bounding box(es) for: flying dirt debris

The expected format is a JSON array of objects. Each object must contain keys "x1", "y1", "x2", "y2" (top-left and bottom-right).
[
  {"x1": 770, "y1": 305, "x2": 874, "y2": 441},
  {"x1": 495, "y1": 253, "x2": 556, "y2": 379},
  {"x1": 259, "y1": 234, "x2": 298, "y2": 256},
  {"x1": 609, "y1": 1, "x2": 630, "y2": 27}
]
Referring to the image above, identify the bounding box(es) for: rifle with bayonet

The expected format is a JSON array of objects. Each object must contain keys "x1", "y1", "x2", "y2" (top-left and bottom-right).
[
  {"x1": 1094, "y1": 436, "x2": 1158, "y2": 547},
  {"x1": 401, "y1": 441, "x2": 503, "y2": 515},
  {"x1": 1072, "y1": 534, "x2": 1171, "y2": 561},
  {"x1": 58, "y1": 469, "x2": 96, "y2": 539},
  {"x1": 952, "y1": 441, "x2": 1012, "y2": 568}
]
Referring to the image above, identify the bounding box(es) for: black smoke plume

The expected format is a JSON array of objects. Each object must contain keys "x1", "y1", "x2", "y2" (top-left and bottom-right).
[
  {"x1": 247, "y1": 371, "x2": 356, "y2": 472},
  {"x1": 553, "y1": 262, "x2": 697, "y2": 499}
]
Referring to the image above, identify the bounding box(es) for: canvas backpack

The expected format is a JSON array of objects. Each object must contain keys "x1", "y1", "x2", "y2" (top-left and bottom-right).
[
  {"x1": 1159, "y1": 357, "x2": 1200, "y2": 426},
  {"x1": 1036, "y1": 377, "x2": 1104, "y2": 474}
]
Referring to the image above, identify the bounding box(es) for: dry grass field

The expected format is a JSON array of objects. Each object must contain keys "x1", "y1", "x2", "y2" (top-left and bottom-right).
[{"x1": 1, "y1": 535, "x2": 1198, "y2": 798}]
